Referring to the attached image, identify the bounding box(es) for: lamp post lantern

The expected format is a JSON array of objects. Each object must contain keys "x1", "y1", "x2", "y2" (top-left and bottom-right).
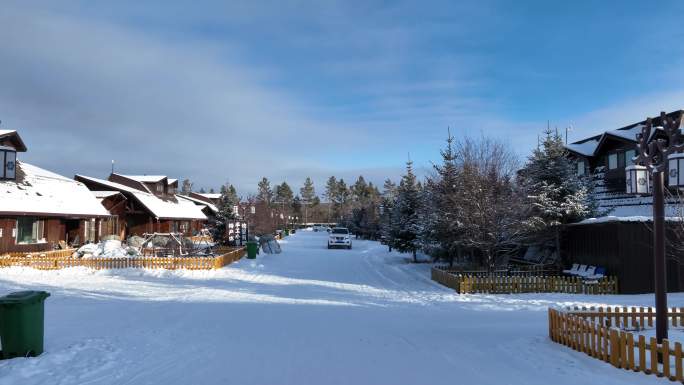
[{"x1": 626, "y1": 111, "x2": 684, "y2": 343}]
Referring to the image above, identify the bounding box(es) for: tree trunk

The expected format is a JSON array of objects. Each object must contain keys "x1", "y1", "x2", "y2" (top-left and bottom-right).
[{"x1": 412, "y1": 249, "x2": 417, "y2": 263}]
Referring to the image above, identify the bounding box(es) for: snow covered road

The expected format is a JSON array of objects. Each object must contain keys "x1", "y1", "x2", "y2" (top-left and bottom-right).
[{"x1": 0, "y1": 231, "x2": 676, "y2": 384}]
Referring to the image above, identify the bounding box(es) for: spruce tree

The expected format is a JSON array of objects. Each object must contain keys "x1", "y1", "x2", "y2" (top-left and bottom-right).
[
  {"x1": 391, "y1": 160, "x2": 422, "y2": 262},
  {"x1": 424, "y1": 132, "x2": 464, "y2": 265},
  {"x1": 257, "y1": 177, "x2": 273, "y2": 205},
  {"x1": 380, "y1": 179, "x2": 397, "y2": 251},
  {"x1": 518, "y1": 129, "x2": 602, "y2": 256},
  {"x1": 213, "y1": 183, "x2": 240, "y2": 243},
  {"x1": 180, "y1": 179, "x2": 193, "y2": 196},
  {"x1": 275, "y1": 182, "x2": 294, "y2": 207},
  {"x1": 300, "y1": 177, "x2": 316, "y2": 224}
]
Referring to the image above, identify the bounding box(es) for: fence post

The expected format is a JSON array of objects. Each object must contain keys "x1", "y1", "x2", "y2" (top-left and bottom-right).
[
  {"x1": 610, "y1": 328, "x2": 619, "y2": 367},
  {"x1": 675, "y1": 342, "x2": 683, "y2": 381},
  {"x1": 663, "y1": 339, "x2": 671, "y2": 379}
]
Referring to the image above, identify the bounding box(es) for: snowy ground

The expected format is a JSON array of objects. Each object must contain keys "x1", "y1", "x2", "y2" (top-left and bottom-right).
[{"x1": 0, "y1": 230, "x2": 678, "y2": 385}]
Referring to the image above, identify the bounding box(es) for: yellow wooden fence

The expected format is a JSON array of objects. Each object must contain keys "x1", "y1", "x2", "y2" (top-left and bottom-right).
[
  {"x1": 0, "y1": 247, "x2": 245, "y2": 270},
  {"x1": 431, "y1": 267, "x2": 618, "y2": 294},
  {"x1": 550, "y1": 307, "x2": 684, "y2": 381}
]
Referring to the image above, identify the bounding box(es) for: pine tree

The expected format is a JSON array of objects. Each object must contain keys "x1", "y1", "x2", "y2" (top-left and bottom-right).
[
  {"x1": 335, "y1": 179, "x2": 351, "y2": 224},
  {"x1": 423, "y1": 132, "x2": 464, "y2": 265},
  {"x1": 518, "y1": 129, "x2": 601, "y2": 257},
  {"x1": 180, "y1": 179, "x2": 193, "y2": 196},
  {"x1": 380, "y1": 179, "x2": 397, "y2": 251},
  {"x1": 350, "y1": 176, "x2": 381, "y2": 239},
  {"x1": 257, "y1": 177, "x2": 273, "y2": 205},
  {"x1": 324, "y1": 176, "x2": 337, "y2": 223},
  {"x1": 213, "y1": 183, "x2": 240, "y2": 243},
  {"x1": 391, "y1": 160, "x2": 422, "y2": 262},
  {"x1": 300, "y1": 177, "x2": 316, "y2": 224},
  {"x1": 275, "y1": 182, "x2": 294, "y2": 207}
]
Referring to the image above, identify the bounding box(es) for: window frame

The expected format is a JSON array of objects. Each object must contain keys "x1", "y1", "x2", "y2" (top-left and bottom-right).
[
  {"x1": 608, "y1": 153, "x2": 619, "y2": 170},
  {"x1": 625, "y1": 149, "x2": 636, "y2": 166},
  {"x1": 0, "y1": 149, "x2": 17, "y2": 180},
  {"x1": 15, "y1": 217, "x2": 45, "y2": 244}
]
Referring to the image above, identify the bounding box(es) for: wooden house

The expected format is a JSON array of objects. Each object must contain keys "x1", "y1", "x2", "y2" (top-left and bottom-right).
[
  {"x1": 565, "y1": 111, "x2": 680, "y2": 211},
  {"x1": 562, "y1": 110, "x2": 684, "y2": 293},
  {"x1": 0, "y1": 130, "x2": 111, "y2": 253},
  {"x1": 75, "y1": 174, "x2": 207, "y2": 239}
]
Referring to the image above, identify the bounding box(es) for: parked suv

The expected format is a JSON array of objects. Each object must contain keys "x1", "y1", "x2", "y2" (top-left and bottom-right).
[{"x1": 328, "y1": 227, "x2": 352, "y2": 249}]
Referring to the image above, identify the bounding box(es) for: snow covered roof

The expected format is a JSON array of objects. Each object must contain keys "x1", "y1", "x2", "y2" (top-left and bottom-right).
[
  {"x1": 168, "y1": 179, "x2": 178, "y2": 185},
  {"x1": 177, "y1": 194, "x2": 219, "y2": 214},
  {"x1": 75, "y1": 175, "x2": 207, "y2": 220},
  {"x1": 606, "y1": 124, "x2": 645, "y2": 142},
  {"x1": 91, "y1": 191, "x2": 122, "y2": 199},
  {"x1": 0, "y1": 130, "x2": 27, "y2": 152},
  {"x1": 0, "y1": 162, "x2": 110, "y2": 217},
  {"x1": 195, "y1": 193, "x2": 221, "y2": 199},
  {"x1": 119, "y1": 175, "x2": 167, "y2": 183},
  {"x1": 565, "y1": 136, "x2": 601, "y2": 157}
]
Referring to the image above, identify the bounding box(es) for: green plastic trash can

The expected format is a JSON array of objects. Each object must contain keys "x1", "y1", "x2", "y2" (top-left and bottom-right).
[
  {"x1": 246, "y1": 241, "x2": 258, "y2": 259},
  {"x1": 0, "y1": 291, "x2": 50, "y2": 359},
  {"x1": 284, "y1": 229, "x2": 290, "y2": 236}
]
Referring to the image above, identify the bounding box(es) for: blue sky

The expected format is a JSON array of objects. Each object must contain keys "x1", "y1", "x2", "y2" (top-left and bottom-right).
[{"x1": 3, "y1": 1, "x2": 684, "y2": 195}]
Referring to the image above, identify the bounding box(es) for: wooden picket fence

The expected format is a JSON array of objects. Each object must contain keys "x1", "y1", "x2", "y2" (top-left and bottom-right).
[
  {"x1": 550, "y1": 306, "x2": 684, "y2": 381},
  {"x1": 431, "y1": 267, "x2": 618, "y2": 294},
  {"x1": 0, "y1": 247, "x2": 245, "y2": 270}
]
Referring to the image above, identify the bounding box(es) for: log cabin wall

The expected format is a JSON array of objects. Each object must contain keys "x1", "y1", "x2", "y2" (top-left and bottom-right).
[
  {"x1": 562, "y1": 221, "x2": 684, "y2": 294},
  {"x1": 0, "y1": 217, "x2": 75, "y2": 253}
]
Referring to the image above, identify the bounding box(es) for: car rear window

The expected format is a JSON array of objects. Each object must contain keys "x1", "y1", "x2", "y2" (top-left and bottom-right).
[{"x1": 332, "y1": 229, "x2": 348, "y2": 234}]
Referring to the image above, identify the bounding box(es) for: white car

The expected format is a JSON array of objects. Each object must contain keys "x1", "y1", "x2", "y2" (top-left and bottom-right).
[
  {"x1": 312, "y1": 224, "x2": 326, "y2": 232},
  {"x1": 328, "y1": 227, "x2": 352, "y2": 249}
]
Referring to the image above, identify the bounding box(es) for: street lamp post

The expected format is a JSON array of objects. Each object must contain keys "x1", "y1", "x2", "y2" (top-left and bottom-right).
[{"x1": 626, "y1": 111, "x2": 684, "y2": 344}]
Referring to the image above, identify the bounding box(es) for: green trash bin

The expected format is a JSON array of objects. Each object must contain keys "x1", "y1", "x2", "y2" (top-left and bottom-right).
[
  {"x1": 0, "y1": 291, "x2": 50, "y2": 359},
  {"x1": 284, "y1": 229, "x2": 290, "y2": 236},
  {"x1": 246, "y1": 241, "x2": 258, "y2": 259}
]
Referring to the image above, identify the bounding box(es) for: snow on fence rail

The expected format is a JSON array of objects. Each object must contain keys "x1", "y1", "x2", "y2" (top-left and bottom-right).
[
  {"x1": 434, "y1": 264, "x2": 559, "y2": 276},
  {"x1": 0, "y1": 247, "x2": 245, "y2": 270},
  {"x1": 431, "y1": 267, "x2": 618, "y2": 294},
  {"x1": 549, "y1": 307, "x2": 684, "y2": 381}
]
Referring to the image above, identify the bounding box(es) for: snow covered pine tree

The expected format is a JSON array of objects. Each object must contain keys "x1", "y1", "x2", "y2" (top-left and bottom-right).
[
  {"x1": 518, "y1": 129, "x2": 602, "y2": 259},
  {"x1": 391, "y1": 159, "x2": 422, "y2": 262}
]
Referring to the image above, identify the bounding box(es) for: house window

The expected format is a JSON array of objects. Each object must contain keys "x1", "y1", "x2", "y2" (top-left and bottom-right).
[
  {"x1": 625, "y1": 149, "x2": 636, "y2": 166},
  {"x1": 577, "y1": 160, "x2": 586, "y2": 176},
  {"x1": 1, "y1": 150, "x2": 16, "y2": 180},
  {"x1": 100, "y1": 217, "x2": 119, "y2": 237},
  {"x1": 16, "y1": 217, "x2": 45, "y2": 244},
  {"x1": 608, "y1": 153, "x2": 618, "y2": 170},
  {"x1": 156, "y1": 184, "x2": 163, "y2": 193},
  {"x1": 84, "y1": 219, "x2": 97, "y2": 243},
  {"x1": 168, "y1": 186, "x2": 175, "y2": 195},
  {"x1": 179, "y1": 221, "x2": 190, "y2": 233}
]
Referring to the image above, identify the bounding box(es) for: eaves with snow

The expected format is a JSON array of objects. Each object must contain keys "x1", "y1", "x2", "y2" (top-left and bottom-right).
[
  {"x1": 75, "y1": 175, "x2": 207, "y2": 221},
  {"x1": 0, "y1": 162, "x2": 110, "y2": 218}
]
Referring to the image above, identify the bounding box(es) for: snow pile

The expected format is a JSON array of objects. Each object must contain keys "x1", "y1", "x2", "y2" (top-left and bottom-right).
[{"x1": 73, "y1": 240, "x2": 140, "y2": 259}]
